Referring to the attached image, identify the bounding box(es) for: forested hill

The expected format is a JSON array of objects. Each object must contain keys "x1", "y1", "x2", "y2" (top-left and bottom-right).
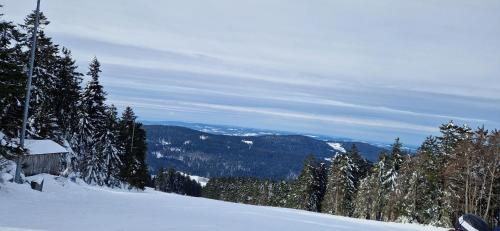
[{"x1": 144, "y1": 125, "x2": 386, "y2": 179}]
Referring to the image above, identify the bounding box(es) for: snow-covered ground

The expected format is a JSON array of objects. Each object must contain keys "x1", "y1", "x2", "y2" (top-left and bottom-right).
[
  {"x1": 0, "y1": 175, "x2": 445, "y2": 231},
  {"x1": 179, "y1": 172, "x2": 209, "y2": 187},
  {"x1": 327, "y1": 142, "x2": 346, "y2": 153}
]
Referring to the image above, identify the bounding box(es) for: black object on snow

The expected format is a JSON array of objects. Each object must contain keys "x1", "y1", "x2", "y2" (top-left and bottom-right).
[
  {"x1": 30, "y1": 179, "x2": 44, "y2": 192},
  {"x1": 454, "y1": 213, "x2": 489, "y2": 231}
]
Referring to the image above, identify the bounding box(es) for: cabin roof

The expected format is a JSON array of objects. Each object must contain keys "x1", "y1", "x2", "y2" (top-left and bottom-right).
[{"x1": 24, "y1": 139, "x2": 68, "y2": 155}]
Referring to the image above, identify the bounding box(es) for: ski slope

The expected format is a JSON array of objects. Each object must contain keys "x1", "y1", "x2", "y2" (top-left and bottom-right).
[{"x1": 0, "y1": 175, "x2": 445, "y2": 231}]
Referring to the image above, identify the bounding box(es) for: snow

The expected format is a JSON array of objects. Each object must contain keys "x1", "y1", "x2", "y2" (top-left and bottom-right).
[
  {"x1": 160, "y1": 139, "x2": 171, "y2": 146},
  {"x1": 153, "y1": 151, "x2": 164, "y2": 158},
  {"x1": 0, "y1": 132, "x2": 18, "y2": 149},
  {"x1": 0, "y1": 174, "x2": 446, "y2": 231},
  {"x1": 179, "y1": 172, "x2": 209, "y2": 187},
  {"x1": 241, "y1": 139, "x2": 253, "y2": 149},
  {"x1": 169, "y1": 147, "x2": 181, "y2": 152},
  {"x1": 327, "y1": 142, "x2": 346, "y2": 153},
  {"x1": 183, "y1": 140, "x2": 191, "y2": 145},
  {"x1": 241, "y1": 140, "x2": 253, "y2": 145},
  {"x1": 22, "y1": 139, "x2": 68, "y2": 155},
  {"x1": 199, "y1": 135, "x2": 209, "y2": 140}
]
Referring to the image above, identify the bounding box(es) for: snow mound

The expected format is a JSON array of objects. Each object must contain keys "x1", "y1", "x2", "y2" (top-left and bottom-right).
[
  {"x1": 0, "y1": 174, "x2": 445, "y2": 231},
  {"x1": 327, "y1": 142, "x2": 346, "y2": 153}
]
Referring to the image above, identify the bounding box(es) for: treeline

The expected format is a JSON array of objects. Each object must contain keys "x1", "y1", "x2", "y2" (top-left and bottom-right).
[
  {"x1": 154, "y1": 167, "x2": 202, "y2": 197},
  {"x1": 202, "y1": 122, "x2": 500, "y2": 227},
  {"x1": 0, "y1": 8, "x2": 149, "y2": 188}
]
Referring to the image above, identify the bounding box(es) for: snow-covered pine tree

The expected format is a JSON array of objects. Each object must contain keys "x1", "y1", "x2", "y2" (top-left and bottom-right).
[
  {"x1": 102, "y1": 105, "x2": 121, "y2": 187},
  {"x1": 19, "y1": 11, "x2": 61, "y2": 139},
  {"x1": 118, "y1": 106, "x2": 149, "y2": 189},
  {"x1": 370, "y1": 153, "x2": 390, "y2": 221},
  {"x1": 412, "y1": 136, "x2": 441, "y2": 224},
  {"x1": 287, "y1": 155, "x2": 326, "y2": 212},
  {"x1": 383, "y1": 138, "x2": 404, "y2": 221},
  {"x1": 350, "y1": 144, "x2": 370, "y2": 185},
  {"x1": 154, "y1": 167, "x2": 166, "y2": 191},
  {"x1": 390, "y1": 153, "x2": 416, "y2": 222},
  {"x1": 353, "y1": 165, "x2": 377, "y2": 220},
  {"x1": 437, "y1": 122, "x2": 472, "y2": 226},
  {"x1": 322, "y1": 151, "x2": 358, "y2": 216},
  {"x1": 77, "y1": 57, "x2": 108, "y2": 185},
  {"x1": 53, "y1": 47, "x2": 82, "y2": 142},
  {"x1": 443, "y1": 126, "x2": 499, "y2": 224},
  {"x1": 0, "y1": 7, "x2": 24, "y2": 137}
]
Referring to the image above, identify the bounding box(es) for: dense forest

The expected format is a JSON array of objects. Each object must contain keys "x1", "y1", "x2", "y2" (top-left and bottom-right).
[
  {"x1": 144, "y1": 125, "x2": 386, "y2": 179},
  {"x1": 203, "y1": 123, "x2": 500, "y2": 228},
  {"x1": 153, "y1": 167, "x2": 203, "y2": 197},
  {"x1": 0, "y1": 7, "x2": 149, "y2": 189}
]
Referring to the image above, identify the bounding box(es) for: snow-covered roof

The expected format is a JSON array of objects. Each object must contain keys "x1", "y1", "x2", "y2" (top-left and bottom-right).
[{"x1": 24, "y1": 139, "x2": 68, "y2": 155}]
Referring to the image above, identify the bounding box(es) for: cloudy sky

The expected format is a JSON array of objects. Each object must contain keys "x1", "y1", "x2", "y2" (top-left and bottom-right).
[{"x1": 4, "y1": 0, "x2": 500, "y2": 145}]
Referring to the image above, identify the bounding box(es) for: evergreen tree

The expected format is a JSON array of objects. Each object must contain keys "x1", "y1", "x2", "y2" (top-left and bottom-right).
[
  {"x1": 390, "y1": 154, "x2": 415, "y2": 222},
  {"x1": 322, "y1": 152, "x2": 358, "y2": 216},
  {"x1": 287, "y1": 155, "x2": 326, "y2": 212},
  {"x1": 19, "y1": 11, "x2": 61, "y2": 139},
  {"x1": 350, "y1": 144, "x2": 370, "y2": 184},
  {"x1": 53, "y1": 47, "x2": 82, "y2": 141},
  {"x1": 412, "y1": 136, "x2": 442, "y2": 224},
  {"x1": 366, "y1": 153, "x2": 390, "y2": 221},
  {"x1": 383, "y1": 138, "x2": 404, "y2": 221},
  {"x1": 118, "y1": 106, "x2": 149, "y2": 189},
  {"x1": 352, "y1": 169, "x2": 375, "y2": 219},
  {"x1": 437, "y1": 121, "x2": 472, "y2": 226},
  {"x1": 155, "y1": 167, "x2": 202, "y2": 196},
  {"x1": 102, "y1": 105, "x2": 121, "y2": 187},
  {"x1": 0, "y1": 6, "x2": 24, "y2": 137},
  {"x1": 78, "y1": 57, "x2": 108, "y2": 185}
]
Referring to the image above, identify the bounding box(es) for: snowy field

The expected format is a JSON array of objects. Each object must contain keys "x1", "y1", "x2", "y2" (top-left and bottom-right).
[{"x1": 0, "y1": 175, "x2": 445, "y2": 231}]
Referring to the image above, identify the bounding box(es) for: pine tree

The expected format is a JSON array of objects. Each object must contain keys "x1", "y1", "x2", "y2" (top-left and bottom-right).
[
  {"x1": 411, "y1": 136, "x2": 442, "y2": 224},
  {"x1": 391, "y1": 154, "x2": 416, "y2": 222},
  {"x1": 0, "y1": 7, "x2": 24, "y2": 137},
  {"x1": 53, "y1": 47, "x2": 82, "y2": 142},
  {"x1": 118, "y1": 106, "x2": 149, "y2": 189},
  {"x1": 363, "y1": 153, "x2": 391, "y2": 221},
  {"x1": 438, "y1": 122, "x2": 472, "y2": 226},
  {"x1": 322, "y1": 152, "x2": 358, "y2": 216},
  {"x1": 353, "y1": 166, "x2": 377, "y2": 220},
  {"x1": 78, "y1": 57, "x2": 108, "y2": 185},
  {"x1": 19, "y1": 11, "x2": 61, "y2": 139},
  {"x1": 383, "y1": 138, "x2": 404, "y2": 221},
  {"x1": 102, "y1": 105, "x2": 121, "y2": 187},
  {"x1": 287, "y1": 155, "x2": 326, "y2": 212},
  {"x1": 350, "y1": 144, "x2": 370, "y2": 184}
]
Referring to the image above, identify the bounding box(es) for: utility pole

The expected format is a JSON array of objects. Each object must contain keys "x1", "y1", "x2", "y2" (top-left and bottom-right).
[{"x1": 14, "y1": 0, "x2": 41, "y2": 184}]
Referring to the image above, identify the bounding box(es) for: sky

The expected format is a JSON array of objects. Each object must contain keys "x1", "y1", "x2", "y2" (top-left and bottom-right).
[{"x1": 4, "y1": 0, "x2": 500, "y2": 145}]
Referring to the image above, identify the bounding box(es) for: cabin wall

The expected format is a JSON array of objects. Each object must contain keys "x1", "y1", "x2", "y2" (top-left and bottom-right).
[{"x1": 21, "y1": 153, "x2": 65, "y2": 176}]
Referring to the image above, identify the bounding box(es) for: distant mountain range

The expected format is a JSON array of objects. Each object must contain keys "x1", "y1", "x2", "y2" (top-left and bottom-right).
[{"x1": 144, "y1": 124, "x2": 388, "y2": 180}]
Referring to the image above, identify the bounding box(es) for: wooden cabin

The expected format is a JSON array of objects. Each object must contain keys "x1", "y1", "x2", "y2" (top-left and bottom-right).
[{"x1": 21, "y1": 139, "x2": 68, "y2": 176}]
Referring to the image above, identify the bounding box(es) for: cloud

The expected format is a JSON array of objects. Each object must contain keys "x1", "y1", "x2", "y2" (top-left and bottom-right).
[{"x1": 4, "y1": 0, "x2": 500, "y2": 145}]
